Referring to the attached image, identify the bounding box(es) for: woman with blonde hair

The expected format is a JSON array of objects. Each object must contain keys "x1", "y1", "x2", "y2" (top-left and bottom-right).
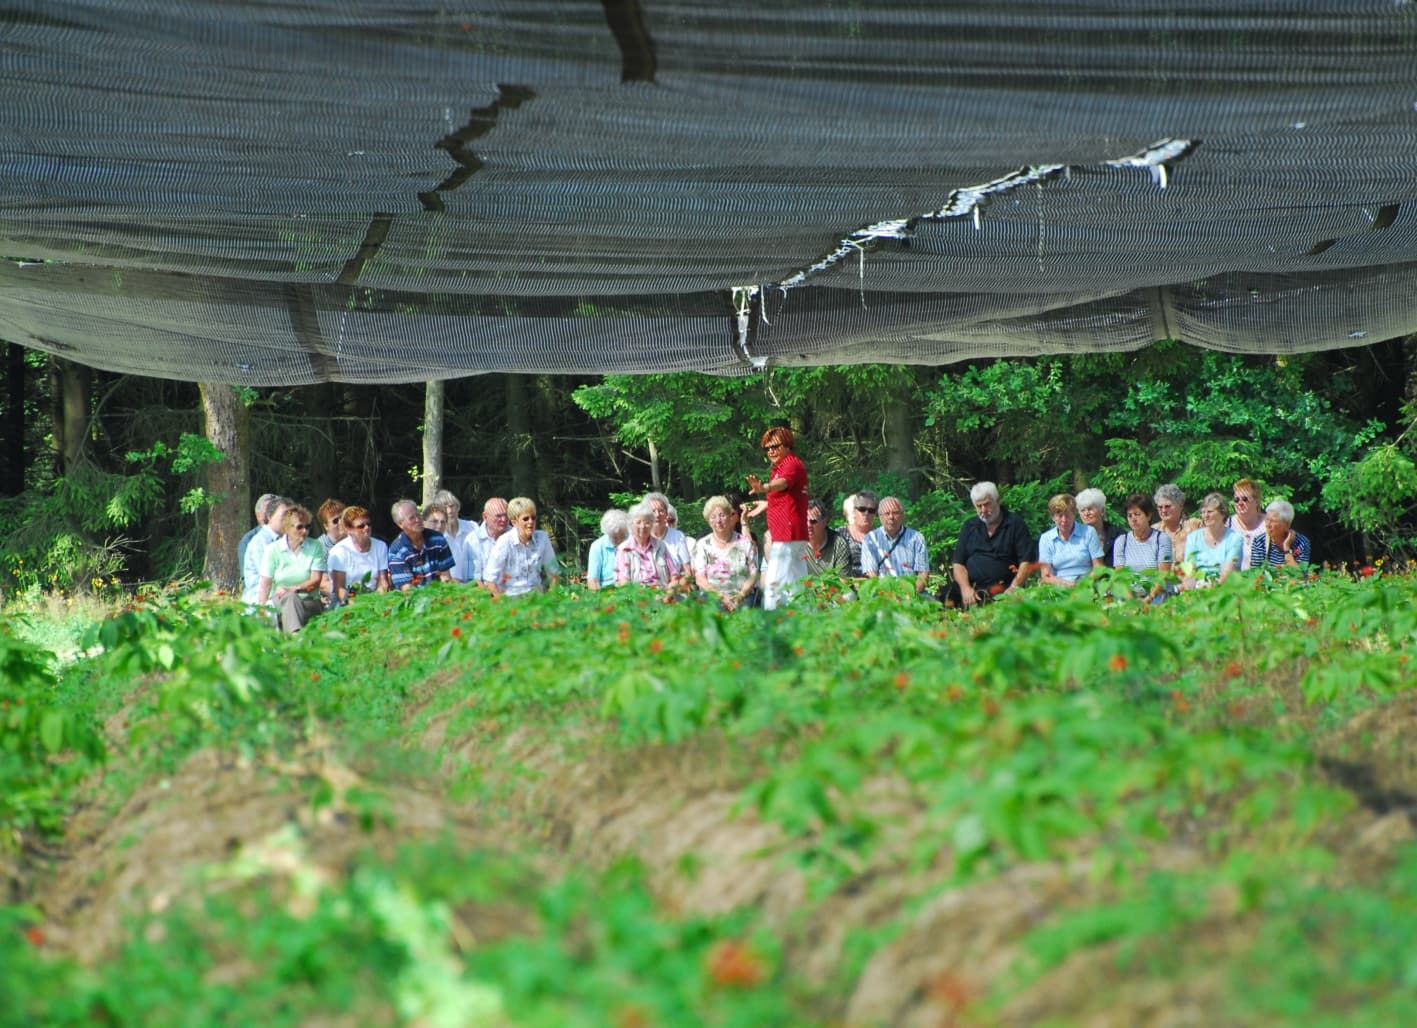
[
  {"x1": 1037, "y1": 493, "x2": 1104, "y2": 586},
  {"x1": 484, "y1": 497, "x2": 560, "y2": 597},
  {"x1": 256, "y1": 503, "x2": 328, "y2": 632},
  {"x1": 692, "y1": 495, "x2": 759, "y2": 611},
  {"x1": 1228, "y1": 478, "x2": 1266, "y2": 570}
]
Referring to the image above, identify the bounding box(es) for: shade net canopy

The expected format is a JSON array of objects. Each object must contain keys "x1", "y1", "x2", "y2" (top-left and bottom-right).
[{"x1": 2, "y1": 1, "x2": 1416, "y2": 385}]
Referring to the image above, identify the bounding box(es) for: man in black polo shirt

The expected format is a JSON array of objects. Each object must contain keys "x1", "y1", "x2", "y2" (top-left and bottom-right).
[{"x1": 946, "y1": 481, "x2": 1036, "y2": 608}]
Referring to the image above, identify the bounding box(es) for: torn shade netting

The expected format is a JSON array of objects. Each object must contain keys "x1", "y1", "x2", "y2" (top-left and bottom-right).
[{"x1": 2, "y1": 0, "x2": 1417, "y2": 386}]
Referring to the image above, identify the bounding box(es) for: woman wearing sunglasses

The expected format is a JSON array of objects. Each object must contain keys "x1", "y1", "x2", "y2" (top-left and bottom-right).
[
  {"x1": 256, "y1": 503, "x2": 328, "y2": 632},
  {"x1": 745, "y1": 426, "x2": 809, "y2": 610},
  {"x1": 328, "y1": 505, "x2": 392, "y2": 605}
]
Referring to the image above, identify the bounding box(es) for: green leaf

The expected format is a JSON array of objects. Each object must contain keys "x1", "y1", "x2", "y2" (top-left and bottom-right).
[{"x1": 39, "y1": 710, "x2": 65, "y2": 753}]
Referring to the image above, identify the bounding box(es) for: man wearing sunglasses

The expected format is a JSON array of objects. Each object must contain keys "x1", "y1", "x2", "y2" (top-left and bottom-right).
[{"x1": 841, "y1": 490, "x2": 879, "y2": 578}]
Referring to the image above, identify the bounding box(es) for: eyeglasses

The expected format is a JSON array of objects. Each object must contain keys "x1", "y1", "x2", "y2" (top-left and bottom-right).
[
  {"x1": 292, "y1": 523, "x2": 309, "y2": 531},
  {"x1": 763, "y1": 443, "x2": 782, "y2": 451},
  {"x1": 351, "y1": 522, "x2": 370, "y2": 529},
  {"x1": 855, "y1": 506, "x2": 877, "y2": 514},
  {"x1": 1233, "y1": 495, "x2": 1252, "y2": 503},
  {"x1": 807, "y1": 517, "x2": 821, "y2": 524}
]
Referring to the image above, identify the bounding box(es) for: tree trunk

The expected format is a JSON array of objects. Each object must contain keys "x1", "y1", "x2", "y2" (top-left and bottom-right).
[
  {"x1": 50, "y1": 356, "x2": 90, "y2": 473},
  {"x1": 199, "y1": 382, "x2": 249, "y2": 593},
  {"x1": 422, "y1": 379, "x2": 444, "y2": 505},
  {"x1": 884, "y1": 385, "x2": 917, "y2": 497},
  {"x1": 647, "y1": 439, "x2": 661, "y2": 492},
  {"x1": 505, "y1": 374, "x2": 534, "y2": 497},
  {"x1": 2, "y1": 344, "x2": 25, "y2": 496}
]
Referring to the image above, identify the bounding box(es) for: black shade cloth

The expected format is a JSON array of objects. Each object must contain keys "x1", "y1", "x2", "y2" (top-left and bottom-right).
[{"x1": 3, "y1": 1, "x2": 1416, "y2": 384}]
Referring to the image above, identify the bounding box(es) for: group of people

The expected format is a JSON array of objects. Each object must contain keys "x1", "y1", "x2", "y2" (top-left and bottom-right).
[
  {"x1": 237, "y1": 491, "x2": 561, "y2": 631},
  {"x1": 237, "y1": 423, "x2": 1312, "y2": 632},
  {"x1": 946, "y1": 478, "x2": 1311, "y2": 607}
]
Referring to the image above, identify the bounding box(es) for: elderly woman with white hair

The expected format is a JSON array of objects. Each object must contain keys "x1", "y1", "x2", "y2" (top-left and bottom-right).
[
  {"x1": 616, "y1": 501, "x2": 681, "y2": 589},
  {"x1": 643, "y1": 491, "x2": 693, "y2": 576},
  {"x1": 585, "y1": 508, "x2": 630, "y2": 590},
  {"x1": 1076, "y1": 488, "x2": 1124, "y2": 568},
  {"x1": 1250, "y1": 499, "x2": 1311, "y2": 569}
]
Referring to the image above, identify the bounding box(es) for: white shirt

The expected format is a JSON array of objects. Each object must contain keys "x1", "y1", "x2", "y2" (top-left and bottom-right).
[
  {"x1": 442, "y1": 517, "x2": 477, "y2": 582},
  {"x1": 466, "y1": 522, "x2": 501, "y2": 585},
  {"x1": 1228, "y1": 515, "x2": 1266, "y2": 571},
  {"x1": 483, "y1": 530, "x2": 559, "y2": 596},
  {"x1": 659, "y1": 527, "x2": 693, "y2": 573},
  {"x1": 328, "y1": 536, "x2": 390, "y2": 594}
]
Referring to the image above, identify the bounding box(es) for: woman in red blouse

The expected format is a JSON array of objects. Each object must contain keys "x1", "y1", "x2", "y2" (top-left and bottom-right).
[{"x1": 746, "y1": 426, "x2": 809, "y2": 609}]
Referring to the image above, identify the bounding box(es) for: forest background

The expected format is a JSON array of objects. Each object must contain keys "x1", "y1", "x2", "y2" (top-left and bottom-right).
[{"x1": 2, "y1": 336, "x2": 1416, "y2": 599}]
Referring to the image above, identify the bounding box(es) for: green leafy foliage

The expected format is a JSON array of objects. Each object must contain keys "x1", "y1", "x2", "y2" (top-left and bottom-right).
[
  {"x1": 1322, "y1": 443, "x2": 1417, "y2": 557},
  {"x1": 0, "y1": 434, "x2": 228, "y2": 594},
  {"x1": 0, "y1": 621, "x2": 106, "y2": 843},
  {"x1": 8, "y1": 569, "x2": 1417, "y2": 1022}
]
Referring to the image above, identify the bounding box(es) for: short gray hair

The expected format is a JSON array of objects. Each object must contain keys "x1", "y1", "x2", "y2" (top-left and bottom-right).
[
  {"x1": 600, "y1": 508, "x2": 630, "y2": 537},
  {"x1": 644, "y1": 491, "x2": 677, "y2": 520},
  {"x1": 391, "y1": 498, "x2": 419, "y2": 523},
  {"x1": 254, "y1": 492, "x2": 277, "y2": 520},
  {"x1": 1154, "y1": 483, "x2": 1185, "y2": 508},
  {"x1": 970, "y1": 481, "x2": 1000, "y2": 504},
  {"x1": 628, "y1": 501, "x2": 657, "y2": 524},
  {"x1": 1265, "y1": 499, "x2": 1295, "y2": 525},
  {"x1": 1075, "y1": 488, "x2": 1106, "y2": 513}
]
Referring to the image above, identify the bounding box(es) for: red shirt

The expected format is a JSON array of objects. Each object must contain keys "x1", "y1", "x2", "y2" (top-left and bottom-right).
[{"x1": 766, "y1": 452, "x2": 809, "y2": 542}]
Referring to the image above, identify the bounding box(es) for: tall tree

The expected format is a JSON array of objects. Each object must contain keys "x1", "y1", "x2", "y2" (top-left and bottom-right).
[
  {"x1": 2, "y1": 344, "x2": 26, "y2": 496},
  {"x1": 422, "y1": 379, "x2": 444, "y2": 505},
  {"x1": 50, "y1": 356, "x2": 90, "y2": 473},
  {"x1": 199, "y1": 382, "x2": 249, "y2": 592},
  {"x1": 505, "y1": 374, "x2": 535, "y2": 497},
  {"x1": 883, "y1": 368, "x2": 919, "y2": 496}
]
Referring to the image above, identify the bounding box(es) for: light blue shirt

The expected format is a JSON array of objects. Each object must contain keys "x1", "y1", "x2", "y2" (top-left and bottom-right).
[
  {"x1": 1039, "y1": 522, "x2": 1102, "y2": 582},
  {"x1": 242, "y1": 525, "x2": 278, "y2": 603},
  {"x1": 443, "y1": 517, "x2": 476, "y2": 582},
  {"x1": 1185, "y1": 527, "x2": 1244, "y2": 576},
  {"x1": 862, "y1": 526, "x2": 930, "y2": 581},
  {"x1": 587, "y1": 534, "x2": 619, "y2": 588}
]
